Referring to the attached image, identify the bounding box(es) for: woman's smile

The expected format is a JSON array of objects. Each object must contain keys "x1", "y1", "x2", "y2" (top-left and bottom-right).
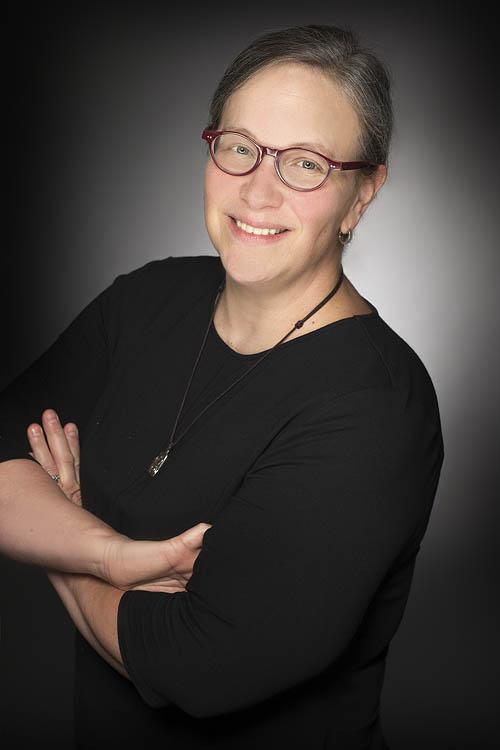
[{"x1": 227, "y1": 215, "x2": 291, "y2": 244}]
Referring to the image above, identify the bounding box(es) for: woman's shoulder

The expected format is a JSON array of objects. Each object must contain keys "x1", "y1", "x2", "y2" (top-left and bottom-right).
[
  {"x1": 117, "y1": 254, "x2": 222, "y2": 292},
  {"x1": 93, "y1": 254, "x2": 222, "y2": 352},
  {"x1": 358, "y1": 312, "x2": 439, "y2": 397},
  {"x1": 106, "y1": 253, "x2": 221, "y2": 317},
  {"x1": 296, "y1": 307, "x2": 443, "y2": 454},
  {"x1": 342, "y1": 311, "x2": 444, "y2": 445},
  {"x1": 303, "y1": 303, "x2": 439, "y2": 406}
]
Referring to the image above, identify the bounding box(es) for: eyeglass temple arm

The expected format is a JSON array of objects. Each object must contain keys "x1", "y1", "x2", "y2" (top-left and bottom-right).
[{"x1": 334, "y1": 160, "x2": 379, "y2": 170}]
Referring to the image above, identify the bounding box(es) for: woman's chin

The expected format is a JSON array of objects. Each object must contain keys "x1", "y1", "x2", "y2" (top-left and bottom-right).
[
  {"x1": 218, "y1": 249, "x2": 276, "y2": 287},
  {"x1": 225, "y1": 266, "x2": 269, "y2": 287}
]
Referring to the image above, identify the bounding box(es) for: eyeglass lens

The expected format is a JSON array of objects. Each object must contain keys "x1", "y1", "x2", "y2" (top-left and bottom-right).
[{"x1": 212, "y1": 132, "x2": 329, "y2": 189}]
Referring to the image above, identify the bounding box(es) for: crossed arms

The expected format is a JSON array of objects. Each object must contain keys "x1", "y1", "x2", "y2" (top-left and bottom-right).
[
  {"x1": 0, "y1": 389, "x2": 439, "y2": 717},
  {"x1": 0, "y1": 410, "x2": 211, "y2": 683}
]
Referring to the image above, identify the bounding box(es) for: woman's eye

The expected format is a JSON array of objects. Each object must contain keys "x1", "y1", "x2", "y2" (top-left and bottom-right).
[
  {"x1": 298, "y1": 159, "x2": 319, "y2": 171},
  {"x1": 234, "y1": 145, "x2": 250, "y2": 156}
]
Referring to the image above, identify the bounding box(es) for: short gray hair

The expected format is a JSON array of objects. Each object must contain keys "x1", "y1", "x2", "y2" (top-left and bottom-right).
[{"x1": 206, "y1": 24, "x2": 393, "y2": 174}]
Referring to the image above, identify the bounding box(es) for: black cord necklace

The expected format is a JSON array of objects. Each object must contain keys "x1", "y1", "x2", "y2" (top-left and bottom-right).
[{"x1": 148, "y1": 264, "x2": 344, "y2": 477}]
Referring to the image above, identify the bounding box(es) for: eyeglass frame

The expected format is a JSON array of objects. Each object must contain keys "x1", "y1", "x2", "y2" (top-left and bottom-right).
[{"x1": 202, "y1": 128, "x2": 380, "y2": 192}]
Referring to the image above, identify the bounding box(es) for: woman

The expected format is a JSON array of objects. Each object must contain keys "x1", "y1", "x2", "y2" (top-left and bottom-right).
[{"x1": 0, "y1": 24, "x2": 444, "y2": 750}]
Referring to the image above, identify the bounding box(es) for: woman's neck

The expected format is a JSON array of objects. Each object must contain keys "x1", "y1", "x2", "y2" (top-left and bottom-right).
[{"x1": 213, "y1": 270, "x2": 371, "y2": 356}]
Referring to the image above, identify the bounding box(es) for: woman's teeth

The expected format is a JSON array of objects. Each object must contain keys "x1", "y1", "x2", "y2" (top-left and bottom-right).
[{"x1": 235, "y1": 219, "x2": 286, "y2": 236}]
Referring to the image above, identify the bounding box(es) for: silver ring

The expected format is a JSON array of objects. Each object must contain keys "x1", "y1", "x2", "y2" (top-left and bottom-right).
[{"x1": 50, "y1": 473, "x2": 61, "y2": 482}]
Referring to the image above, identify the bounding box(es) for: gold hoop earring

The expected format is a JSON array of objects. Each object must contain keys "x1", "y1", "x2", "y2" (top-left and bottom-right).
[{"x1": 338, "y1": 228, "x2": 352, "y2": 245}]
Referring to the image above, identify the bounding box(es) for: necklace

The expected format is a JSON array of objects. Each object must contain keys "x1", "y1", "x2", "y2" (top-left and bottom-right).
[{"x1": 147, "y1": 264, "x2": 344, "y2": 477}]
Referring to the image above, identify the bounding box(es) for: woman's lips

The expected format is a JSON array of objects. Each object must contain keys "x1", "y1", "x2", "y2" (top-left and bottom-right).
[{"x1": 228, "y1": 216, "x2": 290, "y2": 243}]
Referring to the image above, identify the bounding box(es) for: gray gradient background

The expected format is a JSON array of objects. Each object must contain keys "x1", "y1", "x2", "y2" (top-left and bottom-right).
[{"x1": 2, "y1": 3, "x2": 499, "y2": 748}]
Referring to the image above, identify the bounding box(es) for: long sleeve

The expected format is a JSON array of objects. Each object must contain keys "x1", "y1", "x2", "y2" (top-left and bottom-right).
[{"x1": 117, "y1": 382, "x2": 445, "y2": 718}]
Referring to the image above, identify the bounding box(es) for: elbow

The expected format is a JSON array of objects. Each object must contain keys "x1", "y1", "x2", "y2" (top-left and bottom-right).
[
  {"x1": 177, "y1": 694, "x2": 237, "y2": 720},
  {"x1": 178, "y1": 691, "x2": 234, "y2": 719},
  {"x1": 134, "y1": 671, "x2": 249, "y2": 718},
  {"x1": 130, "y1": 680, "x2": 174, "y2": 711},
  {"x1": 150, "y1": 666, "x2": 296, "y2": 719},
  {"x1": 131, "y1": 644, "x2": 327, "y2": 718},
  {"x1": 132, "y1": 688, "x2": 216, "y2": 718},
  {"x1": 138, "y1": 681, "x2": 230, "y2": 718}
]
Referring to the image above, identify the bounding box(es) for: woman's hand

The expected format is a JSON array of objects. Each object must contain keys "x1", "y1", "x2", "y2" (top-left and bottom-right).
[
  {"x1": 27, "y1": 408, "x2": 82, "y2": 506},
  {"x1": 27, "y1": 409, "x2": 212, "y2": 593},
  {"x1": 102, "y1": 525, "x2": 212, "y2": 593}
]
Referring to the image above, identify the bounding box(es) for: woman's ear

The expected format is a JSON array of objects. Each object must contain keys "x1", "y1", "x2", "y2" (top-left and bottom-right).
[{"x1": 346, "y1": 165, "x2": 387, "y2": 231}]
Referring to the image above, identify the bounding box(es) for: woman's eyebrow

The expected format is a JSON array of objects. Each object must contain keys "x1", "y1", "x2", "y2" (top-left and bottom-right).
[{"x1": 223, "y1": 125, "x2": 334, "y2": 155}]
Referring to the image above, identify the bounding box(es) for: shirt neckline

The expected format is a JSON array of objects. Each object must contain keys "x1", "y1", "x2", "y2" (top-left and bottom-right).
[{"x1": 210, "y1": 296, "x2": 379, "y2": 360}]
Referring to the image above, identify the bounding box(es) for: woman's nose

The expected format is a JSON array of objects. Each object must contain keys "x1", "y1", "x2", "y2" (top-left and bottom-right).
[{"x1": 239, "y1": 154, "x2": 283, "y2": 207}]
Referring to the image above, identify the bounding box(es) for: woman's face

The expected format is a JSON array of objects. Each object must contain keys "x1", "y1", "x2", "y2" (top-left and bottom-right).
[{"x1": 203, "y1": 62, "x2": 384, "y2": 287}]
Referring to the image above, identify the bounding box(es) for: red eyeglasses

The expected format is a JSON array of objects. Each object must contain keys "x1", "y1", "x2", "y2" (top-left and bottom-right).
[{"x1": 202, "y1": 128, "x2": 380, "y2": 192}]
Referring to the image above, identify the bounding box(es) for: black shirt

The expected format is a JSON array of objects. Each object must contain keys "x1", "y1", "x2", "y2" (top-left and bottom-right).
[{"x1": 0, "y1": 255, "x2": 445, "y2": 749}]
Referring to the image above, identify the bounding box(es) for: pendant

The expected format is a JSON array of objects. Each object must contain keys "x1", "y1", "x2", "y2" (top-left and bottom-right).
[{"x1": 148, "y1": 444, "x2": 172, "y2": 477}]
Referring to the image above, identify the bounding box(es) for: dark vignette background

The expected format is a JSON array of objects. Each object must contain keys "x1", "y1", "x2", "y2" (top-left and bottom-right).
[{"x1": 2, "y1": 2, "x2": 499, "y2": 748}]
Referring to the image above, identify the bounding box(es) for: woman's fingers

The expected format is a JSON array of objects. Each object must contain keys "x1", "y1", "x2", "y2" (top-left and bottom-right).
[
  {"x1": 28, "y1": 421, "x2": 59, "y2": 477},
  {"x1": 64, "y1": 423, "x2": 81, "y2": 485},
  {"x1": 41, "y1": 410, "x2": 77, "y2": 488},
  {"x1": 27, "y1": 409, "x2": 82, "y2": 506}
]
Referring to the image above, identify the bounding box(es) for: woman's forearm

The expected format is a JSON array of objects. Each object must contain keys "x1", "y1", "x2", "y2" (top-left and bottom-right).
[
  {"x1": 0, "y1": 458, "x2": 126, "y2": 578},
  {"x1": 46, "y1": 568, "x2": 128, "y2": 678},
  {"x1": 46, "y1": 568, "x2": 109, "y2": 659}
]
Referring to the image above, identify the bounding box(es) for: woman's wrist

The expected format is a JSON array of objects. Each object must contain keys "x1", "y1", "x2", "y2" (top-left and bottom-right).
[
  {"x1": 86, "y1": 528, "x2": 130, "y2": 581},
  {"x1": 0, "y1": 458, "x2": 127, "y2": 577}
]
